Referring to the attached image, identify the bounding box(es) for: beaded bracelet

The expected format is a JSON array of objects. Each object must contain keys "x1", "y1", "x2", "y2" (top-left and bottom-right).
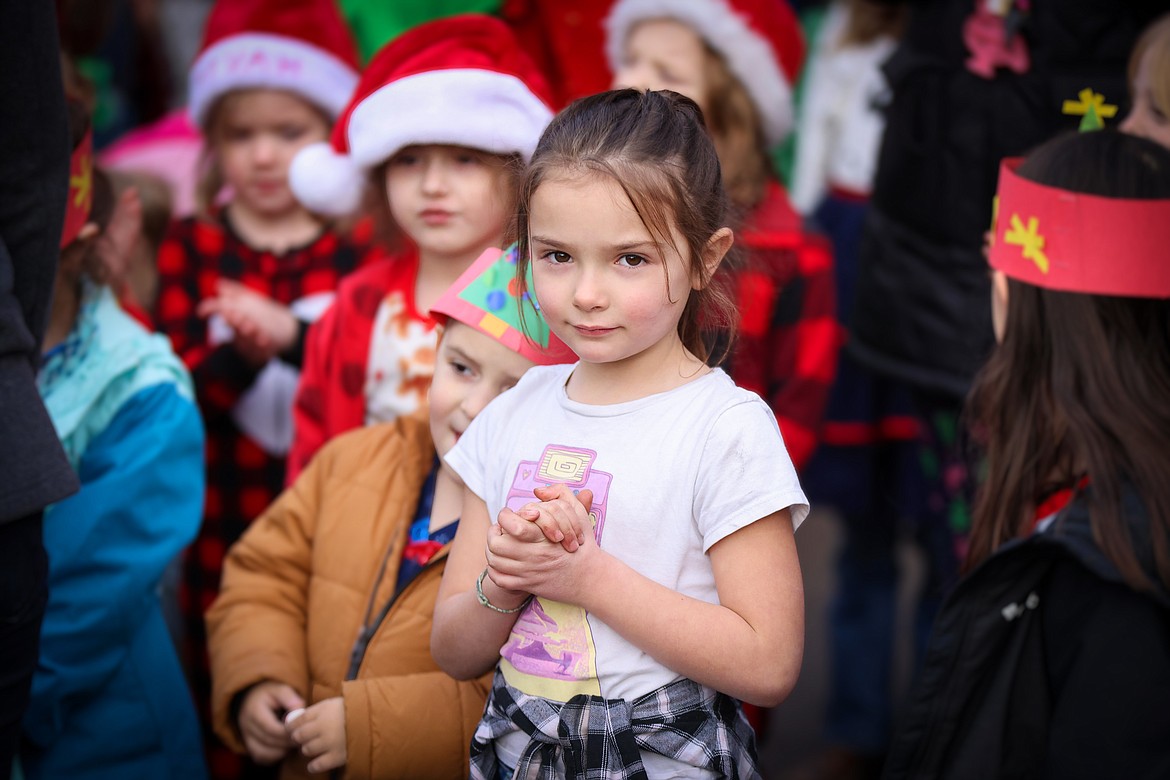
[{"x1": 476, "y1": 568, "x2": 532, "y2": 614}]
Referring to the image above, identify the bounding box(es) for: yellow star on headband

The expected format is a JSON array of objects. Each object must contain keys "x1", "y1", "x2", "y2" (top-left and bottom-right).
[
  {"x1": 1004, "y1": 213, "x2": 1048, "y2": 274},
  {"x1": 1062, "y1": 88, "x2": 1118, "y2": 122},
  {"x1": 70, "y1": 153, "x2": 92, "y2": 208}
]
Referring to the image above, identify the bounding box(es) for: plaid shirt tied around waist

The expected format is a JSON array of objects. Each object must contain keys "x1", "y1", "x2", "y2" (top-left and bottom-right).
[{"x1": 470, "y1": 668, "x2": 761, "y2": 780}]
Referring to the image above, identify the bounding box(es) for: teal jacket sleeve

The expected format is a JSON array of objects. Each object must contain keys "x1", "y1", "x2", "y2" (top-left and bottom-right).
[{"x1": 23, "y1": 383, "x2": 205, "y2": 746}]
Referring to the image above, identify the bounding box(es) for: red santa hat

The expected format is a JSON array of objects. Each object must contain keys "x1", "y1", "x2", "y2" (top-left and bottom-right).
[
  {"x1": 188, "y1": 0, "x2": 360, "y2": 127},
  {"x1": 289, "y1": 14, "x2": 555, "y2": 216},
  {"x1": 605, "y1": 0, "x2": 804, "y2": 146}
]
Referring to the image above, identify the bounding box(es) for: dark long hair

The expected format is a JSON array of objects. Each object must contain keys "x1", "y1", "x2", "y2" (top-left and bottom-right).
[
  {"x1": 514, "y1": 88, "x2": 737, "y2": 363},
  {"x1": 966, "y1": 131, "x2": 1170, "y2": 592}
]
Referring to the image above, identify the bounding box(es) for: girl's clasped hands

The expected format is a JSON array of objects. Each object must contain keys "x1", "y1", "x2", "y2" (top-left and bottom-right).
[{"x1": 485, "y1": 485, "x2": 597, "y2": 605}]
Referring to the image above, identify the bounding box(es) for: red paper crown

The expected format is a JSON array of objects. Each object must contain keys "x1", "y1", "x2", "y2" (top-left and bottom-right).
[
  {"x1": 988, "y1": 158, "x2": 1170, "y2": 298},
  {"x1": 60, "y1": 129, "x2": 93, "y2": 249}
]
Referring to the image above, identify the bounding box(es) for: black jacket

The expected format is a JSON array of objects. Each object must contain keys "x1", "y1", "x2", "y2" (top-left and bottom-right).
[
  {"x1": 883, "y1": 487, "x2": 1170, "y2": 780},
  {"x1": 850, "y1": 0, "x2": 1164, "y2": 399},
  {"x1": 0, "y1": 0, "x2": 78, "y2": 522}
]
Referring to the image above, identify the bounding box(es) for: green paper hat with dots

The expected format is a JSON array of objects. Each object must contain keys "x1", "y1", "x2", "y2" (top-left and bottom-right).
[{"x1": 429, "y1": 244, "x2": 576, "y2": 365}]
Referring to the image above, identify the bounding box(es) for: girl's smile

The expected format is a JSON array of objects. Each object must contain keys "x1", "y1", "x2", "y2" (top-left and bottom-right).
[{"x1": 419, "y1": 208, "x2": 454, "y2": 226}]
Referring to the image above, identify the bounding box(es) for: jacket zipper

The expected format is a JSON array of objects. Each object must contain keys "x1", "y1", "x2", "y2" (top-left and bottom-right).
[{"x1": 344, "y1": 551, "x2": 448, "y2": 681}]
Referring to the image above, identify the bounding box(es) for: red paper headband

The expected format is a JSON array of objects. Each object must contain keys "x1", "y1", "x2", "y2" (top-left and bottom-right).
[
  {"x1": 60, "y1": 129, "x2": 94, "y2": 249},
  {"x1": 988, "y1": 158, "x2": 1170, "y2": 298}
]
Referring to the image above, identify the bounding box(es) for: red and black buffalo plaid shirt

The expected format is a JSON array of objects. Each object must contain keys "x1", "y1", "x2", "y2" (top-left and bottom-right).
[
  {"x1": 155, "y1": 211, "x2": 370, "y2": 779},
  {"x1": 724, "y1": 181, "x2": 838, "y2": 472}
]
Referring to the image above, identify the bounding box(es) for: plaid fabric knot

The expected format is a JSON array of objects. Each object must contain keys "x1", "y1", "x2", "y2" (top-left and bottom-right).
[{"x1": 470, "y1": 668, "x2": 761, "y2": 779}]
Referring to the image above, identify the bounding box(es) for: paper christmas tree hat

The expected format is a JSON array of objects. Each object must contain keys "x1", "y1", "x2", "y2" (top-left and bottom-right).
[
  {"x1": 430, "y1": 245, "x2": 576, "y2": 365},
  {"x1": 988, "y1": 157, "x2": 1170, "y2": 297}
]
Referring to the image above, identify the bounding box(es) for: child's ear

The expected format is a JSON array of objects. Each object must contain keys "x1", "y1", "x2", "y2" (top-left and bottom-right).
[{"x1": 694, "y1": 227, "x2": 734, "y2": 290}]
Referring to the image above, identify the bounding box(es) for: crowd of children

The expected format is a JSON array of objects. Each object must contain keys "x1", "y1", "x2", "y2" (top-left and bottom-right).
[{"x1": 4, "y1": 1, "x2": 1170, "y2": 779}]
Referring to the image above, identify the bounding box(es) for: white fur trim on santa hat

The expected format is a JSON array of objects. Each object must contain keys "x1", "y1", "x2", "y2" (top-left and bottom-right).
[
  {"x1": 189, "y1": 33, "x2": 358, "y2": 126},
  {"x1": 289, "y1": 141, "x2": 366, "y2": 216},
  {"x1": 606, "y1": 0, "x2": 794, "y2": 145},
  {"x1": 347, "y1": 69, "x2": 553, "y2": 169}
]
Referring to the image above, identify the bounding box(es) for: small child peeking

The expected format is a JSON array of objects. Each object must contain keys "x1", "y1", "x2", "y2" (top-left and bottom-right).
[
  {"x1": 206, "y1": 246, "x2": 574, "y2": 778},
  {"x1": 432, "y1": 89, "x2": 809, "y2": 779}
]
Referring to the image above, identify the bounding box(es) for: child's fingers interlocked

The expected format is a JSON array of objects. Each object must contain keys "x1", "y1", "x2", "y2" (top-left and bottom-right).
[
  {"x1": 496, "y1": 507, "x2": 547, "y2": 543},
  {"x1": 517, "y1": 485, "x2": 594, "y2": 551}
]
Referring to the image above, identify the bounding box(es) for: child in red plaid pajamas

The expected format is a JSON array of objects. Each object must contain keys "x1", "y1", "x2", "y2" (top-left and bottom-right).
[
  {"x1": 605, "y1": 0, "x2": 838, "y2": 474},
  {"x1": 283, "y1": 15, "x2": 556, "y2": 483},
  {"x1": 152, "y1": 0, "x2": 370, "y2": 776}
]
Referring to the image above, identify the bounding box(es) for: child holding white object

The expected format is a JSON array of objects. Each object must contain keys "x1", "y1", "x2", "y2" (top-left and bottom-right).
[
  {"x1": 206, "y1": 246, "x2": 573, "y2": 779},
  {"x1": 432, "y1": 89, "x2": 809, "y2": 779},
  {"x1": 285, "y1": 14, "x2": 555, "y2": 482}
]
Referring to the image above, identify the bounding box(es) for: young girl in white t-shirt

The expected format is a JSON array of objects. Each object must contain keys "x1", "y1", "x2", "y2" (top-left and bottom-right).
[{"x1": 431, "y1": 88, "x2": 809, "y2": 779}]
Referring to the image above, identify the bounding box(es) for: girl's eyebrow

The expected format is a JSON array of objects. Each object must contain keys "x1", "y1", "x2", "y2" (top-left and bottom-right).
[
  {"x1": 530, "y1": 235, "x2": 657, "y2": 253},
  {"x1": 610, "y1": 241, "x2": 657, "y2": 253},
  {"x1": 445, "y1": 344, "x2": 478, "y2": 368}
]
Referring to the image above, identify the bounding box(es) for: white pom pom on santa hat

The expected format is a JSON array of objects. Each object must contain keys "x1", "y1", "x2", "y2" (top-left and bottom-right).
[{"x1": 288, "y1": 141, "x2": 366, "y2": 217}]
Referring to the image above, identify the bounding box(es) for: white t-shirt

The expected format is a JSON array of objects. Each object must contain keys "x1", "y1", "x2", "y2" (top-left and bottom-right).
[{"x1": 445, "y1": 363, "x2": 808, "y2": 777}]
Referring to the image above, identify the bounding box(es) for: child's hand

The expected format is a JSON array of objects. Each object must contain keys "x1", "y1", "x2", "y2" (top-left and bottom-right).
[
  {"x1": 237, "y1": 680, "x2": 304, "y2": 765},
  {"x1": 287, "y1": 696, "x2": 347, "y2": 774},
  {"x1": 488, "y1": 489, "x2": 600, "y2": 603},
  {"x1": 515, "y1": 485, "x2": 594, "y2": 551},
  {"x1": 198, "y1": 279, "x2": 299, "y2": 364}
]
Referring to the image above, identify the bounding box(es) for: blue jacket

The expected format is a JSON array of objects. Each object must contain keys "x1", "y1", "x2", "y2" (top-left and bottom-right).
[{"x1": 22, "y1": 286, "x2": 207, "y2": 779}]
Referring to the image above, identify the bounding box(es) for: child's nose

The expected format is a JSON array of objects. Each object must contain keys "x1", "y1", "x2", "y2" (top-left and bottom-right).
[
  {"x1": 252, "y1": 137, "x2": 278, "y2": 165},
  {"x1": 572, "y1": 268, "x2": 607, "y2": 310},
  {"x1": 461, "y1": 385, "x2": 492, "y2": 419},
  {"x1": 421, "y1": 159, "x2": 449, "y2": 195}
]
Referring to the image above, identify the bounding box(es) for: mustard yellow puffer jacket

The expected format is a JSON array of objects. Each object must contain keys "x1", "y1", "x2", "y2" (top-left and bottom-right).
[{"x1": 207, "y1": 415, "x2": 491, "y2": 779}]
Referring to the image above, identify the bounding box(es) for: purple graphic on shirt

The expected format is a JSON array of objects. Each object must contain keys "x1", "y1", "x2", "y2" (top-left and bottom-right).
[{"x1": 501, "y1": 445, "x2": 611, "y2": 685}]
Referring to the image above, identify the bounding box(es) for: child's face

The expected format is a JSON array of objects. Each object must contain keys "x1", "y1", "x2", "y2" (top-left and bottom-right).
[
  {"x1": 212, "y1": 89, "x2": 330, "y2": 218},
  {"x1": 612, "y1": 18, "x2": 710, "y2": 117},
  {"x1": 429, "y1": 320, "x2": 535, "y2": 459},
  {"x1": 528, "y1": 172, "x2": 694, "y2": 371},
  {"x1": 384, "y1": 145, "x2": 513, "y2": 261},
  {"x1": 1121, "y1": 48, "x2": 1170, "y2": 150}
]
